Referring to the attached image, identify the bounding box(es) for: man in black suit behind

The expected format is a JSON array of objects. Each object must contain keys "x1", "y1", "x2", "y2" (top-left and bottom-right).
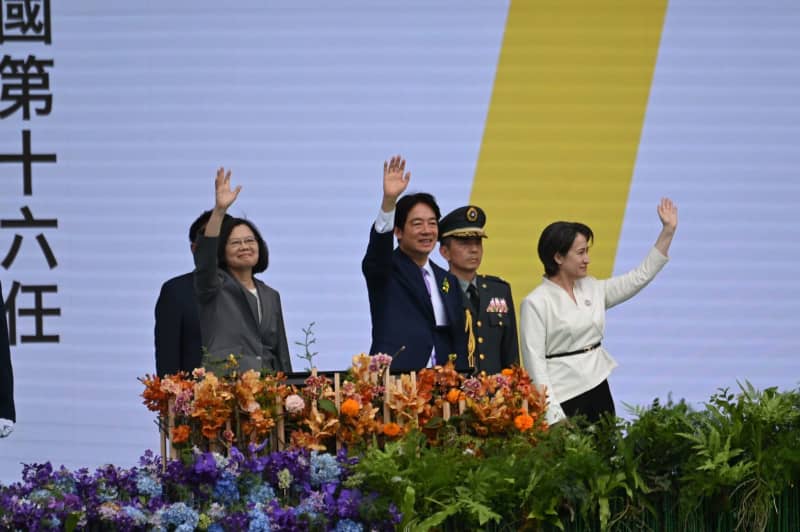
[
  {"x1": 154, "y1": 211, "x2": 224, "y2": 376},
  {"x1": 362, "y1": 155, "x2": 468, "y2": 372},
  {"x1": 1, "y1": 281, "x2": 15, "y2": 437}
]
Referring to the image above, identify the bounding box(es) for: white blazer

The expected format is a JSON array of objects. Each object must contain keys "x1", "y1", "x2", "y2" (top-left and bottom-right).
[{"x1": 520, "y1": 247, "x2": 669, "y2": 424}]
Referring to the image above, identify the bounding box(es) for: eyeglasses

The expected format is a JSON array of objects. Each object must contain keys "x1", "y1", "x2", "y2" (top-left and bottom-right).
[{"x1": 227, "y1": 237, "x2": 257, "y2": 249}]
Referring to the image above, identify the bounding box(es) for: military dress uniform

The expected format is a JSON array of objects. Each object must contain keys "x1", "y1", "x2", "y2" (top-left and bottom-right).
[
  {"x1": 461, "y1": 273, "x2": 519, "y2": 375},
  {"x1": 439, "y1": 205, "x2": 520, "y2": 375}
]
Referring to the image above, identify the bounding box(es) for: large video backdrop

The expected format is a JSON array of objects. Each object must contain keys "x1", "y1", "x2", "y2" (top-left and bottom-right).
[{"x1": 1, "y1": 0, "x2": 799, "y2": 481}]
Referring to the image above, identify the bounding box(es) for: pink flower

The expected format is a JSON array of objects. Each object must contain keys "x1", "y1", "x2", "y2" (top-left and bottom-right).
[
  {"x1": 493, "y1": 375, "x2": 512, "y2": 389},
  {"x1": 191, "y1": 367, "x2": 207, "y2": 379},
  {"x1": 341, "y1": 381, "x2": 357, "y2": 398},
  {"x1": 285, "y1": 394, "x2": 305, "y2": 415},
  {"x1": 368, "y1": 353, "x2": 393, "y2": 373},
  {"x1": 173, "y1": 389, "x2": 194, "y2": 416},
  {"x1": 462, "y1": 378, "x2": 482, "y2": 399}
]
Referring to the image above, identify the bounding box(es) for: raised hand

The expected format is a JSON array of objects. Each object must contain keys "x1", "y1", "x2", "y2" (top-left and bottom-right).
[
  {"x1": 382, "y1": 155, "x2": 411, "y2": 204},
  {"x1": 215, "y1": 167, "x2": 241, "y2": 211},
  {"x1": 657, "y1": 197, "x2": 678, "y2": 232}
]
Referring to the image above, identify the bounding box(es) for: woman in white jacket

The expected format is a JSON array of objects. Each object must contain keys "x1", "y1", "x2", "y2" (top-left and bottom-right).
[{"x1": 520, "y1": 198, "x2": 677, "y2": 425}]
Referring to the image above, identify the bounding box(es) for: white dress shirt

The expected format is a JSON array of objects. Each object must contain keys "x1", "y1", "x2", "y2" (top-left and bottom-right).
[
  {"x1": 520, "y1": 247, "x2": 669, "y2": 424},
  {"x1": 0, "y1": 418, "x2": 13, "y2": 438}
]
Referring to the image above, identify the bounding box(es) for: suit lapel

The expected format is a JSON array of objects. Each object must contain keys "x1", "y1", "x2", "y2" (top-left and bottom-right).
[
  {"x1": 254, "y1": 282, "x2": 275, "y2": 335},
  {"x1": 431, "y1": 260, "x2": 457, "y2": 326},
  {"x1": 226, "y1": 272, "x2": 261, "y2": 328},
  {"x1": 393, "y1": 248, "x2": 435, "y2": 321}
]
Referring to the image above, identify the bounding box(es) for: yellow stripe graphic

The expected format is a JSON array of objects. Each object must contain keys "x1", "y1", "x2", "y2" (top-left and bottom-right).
[{"x1": 472, "y1": 1, "x2": 668, "y2": 312}]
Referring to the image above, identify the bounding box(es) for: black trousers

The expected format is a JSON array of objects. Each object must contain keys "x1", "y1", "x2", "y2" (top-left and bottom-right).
[{"x1": 560, "y1": 379, "x2": 615, "y2": 424}]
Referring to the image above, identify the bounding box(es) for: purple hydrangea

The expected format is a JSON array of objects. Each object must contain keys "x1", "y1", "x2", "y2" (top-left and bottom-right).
[{"x1": 336, "y1": 489, "x2": 362, "y2": 520}]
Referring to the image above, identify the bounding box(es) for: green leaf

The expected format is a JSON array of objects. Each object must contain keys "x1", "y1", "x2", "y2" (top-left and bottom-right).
[
  {"x1": 416, "y1": 502, "x2": 460, "y2": 530},
  {"x1": 64, "y1": 513, "x2": 80, "y2": 532},
  {"x1": 318, "y1": 398, "x2": 338, "y2": 415},
  {"x1": 424, "y1": 416, "x2": 444, "y2": 429},
  {"x1": 400, "y1": 485, "x2": 417, "y2": 529}
]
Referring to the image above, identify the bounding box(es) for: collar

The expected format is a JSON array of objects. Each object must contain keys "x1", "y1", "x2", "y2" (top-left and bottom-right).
[{"x1": 457, "y1": 276, "x2": 477, "y2": 293}]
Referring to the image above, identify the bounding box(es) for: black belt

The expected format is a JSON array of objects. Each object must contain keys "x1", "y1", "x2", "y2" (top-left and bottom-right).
[{"x1": 546, "y1": 342, "x2": 601, "y2": 359}]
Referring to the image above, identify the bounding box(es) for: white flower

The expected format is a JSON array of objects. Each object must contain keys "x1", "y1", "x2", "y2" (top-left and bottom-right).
[{"x1": 285, "y1": 394, "x2": 306, "y2": 415}]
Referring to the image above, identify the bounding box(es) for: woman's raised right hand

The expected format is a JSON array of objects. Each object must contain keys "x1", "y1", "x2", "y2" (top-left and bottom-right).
[{"x1": 215, "y1": 167, "x2": 241, "y2": 211}]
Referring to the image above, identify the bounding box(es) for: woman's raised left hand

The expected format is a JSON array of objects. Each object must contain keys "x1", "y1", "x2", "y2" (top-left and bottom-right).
[{"x1": 657, "y1": 197, "x2": 678, "y2": 232}]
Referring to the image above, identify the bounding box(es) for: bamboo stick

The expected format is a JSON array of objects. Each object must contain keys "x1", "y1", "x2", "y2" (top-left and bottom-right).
[
  {"x1": 276, "y1": 401, "x2": 285, "y2": 451},
  {"x1": 383, "y1": 368, "x2": 391, "y2": 424},
  {"x1": 167, "y1": 397, "x2": 177, "y2": 460},
  {"x1": 410, "y1": 372, "x2": 418, "y2": 427},
  {"x1": 159, "y1": 422, "x2": 167, "y2": 472},
  {"x1": 334, "y1": 372, "x2": 342, "y2": 451}
]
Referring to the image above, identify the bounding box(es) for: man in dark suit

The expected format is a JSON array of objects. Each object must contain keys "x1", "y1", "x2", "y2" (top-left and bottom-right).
[
  {"x1": 362, "y1": 155, "x2": 468, "y2": 372},
  {"x1": 1, "y1": 281, "x2": 15, "y2": 437},
  {"x1": 154, "y1": 211, "x2": 222, "y2": 376},
  {"x1": 439, "y1": 205, "x2": 519, "y2": 375}
]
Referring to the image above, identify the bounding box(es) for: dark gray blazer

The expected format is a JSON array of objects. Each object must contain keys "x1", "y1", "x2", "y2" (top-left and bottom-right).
[
  {"x1": 1, "y1": 282, "x2": 15, "y2": 422},
  {"x1": 193, "y1": 235, "x2": 292, "y2": 373}
]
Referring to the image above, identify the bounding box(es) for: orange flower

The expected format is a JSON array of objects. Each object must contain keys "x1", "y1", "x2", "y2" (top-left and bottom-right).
[
  {"x1": 446, "y1": 388, "x2": 461, "y2": 404},
  {"x1": 514, "y1": 412, "x2": 534, "y2": 432},
  {"x1": 383, "y1": 422, "x2": 402, "y2": 437},
  {"x1": 171, "y1": 424, "x2": 190, "y2": 444},
  {"x1": 501, "y1": 368, "x2": 514, "y2": 377},
  {"x1": 141, "y1": 375, "x2": 169, "y2": 415},
  {"x1": 341, "y1": 398, "x2": 360, "y2": 417}
]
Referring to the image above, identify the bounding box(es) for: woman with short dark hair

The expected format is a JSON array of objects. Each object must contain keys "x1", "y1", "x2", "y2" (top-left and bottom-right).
[
  {"x1": 520, "y1": 198, "x2": 677, "y2": 424},
  {"x1": 194, "y1": 168, "x2": 292, "y2": 374}
]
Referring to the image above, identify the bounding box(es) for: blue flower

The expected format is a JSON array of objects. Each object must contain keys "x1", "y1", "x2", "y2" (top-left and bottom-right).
[
  {"x1": 248, "y1": 508, "x2": 272, "y2": 532},
  {"x1": 122, "y1": 505, "x2": 148, "y2": 526},
  {"x1": 296, "y1": 489, "x2": 327, "y2": 520},
  {"x1": 213, "y1": 471, "x2": 240, "y2": 504},
  {"x1": 28, "y1": 489, "x2": 52, "y2": 502},
  {"x1": 333, "y1": 518, "x2": 364, "y2": 532},
  {"x1": 44, "y1": 516, "x2": 61, "y2": 529},
  {"x1": 208, "y1": 525, "x2": 225, "y2": 532},
  {"x1": 97, "y1": 483, "x2": 119, "y2": 502},
  {"x1": 161, "y1": 502, "x2": 200, "y2": 529},
  {"x1": 310, "y1": 451, "x2": 341, "y2": 487},
  {"x1": 247, "y1": 483, "x2": 276, "y2": 505},
  {"x1": 136, "y1": 473, "x2": 162, "y2": 498}
]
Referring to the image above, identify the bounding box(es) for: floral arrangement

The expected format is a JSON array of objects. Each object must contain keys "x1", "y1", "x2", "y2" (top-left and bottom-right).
[
  {"x1": 0, "y1": 445, "x2": 400, "y2": 531},
  {"x1": 4, "y1": 382, "x2": 800, "y2": 531},
  {"x1": 140, "y1": 354, "x2": 549, "y2": 456}
]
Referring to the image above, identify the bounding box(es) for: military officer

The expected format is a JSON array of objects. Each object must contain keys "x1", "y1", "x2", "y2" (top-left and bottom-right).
[{"x1": 438, "y1": 205, "x2": 519, "y2": 374}]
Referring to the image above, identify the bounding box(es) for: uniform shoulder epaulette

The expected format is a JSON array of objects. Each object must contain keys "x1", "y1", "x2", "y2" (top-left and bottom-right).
[{"x1": 481, "y1": 274, "x2": 510, "y2": 286}]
